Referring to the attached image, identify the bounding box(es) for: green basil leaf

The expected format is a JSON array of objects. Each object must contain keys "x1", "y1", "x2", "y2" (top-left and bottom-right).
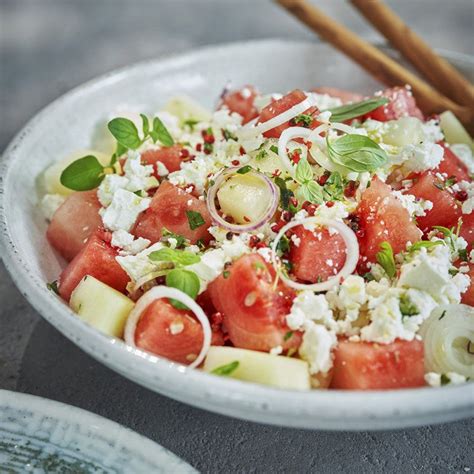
[
  {"x1": 301, "y1": 180, "x2": 324, "y2": 204},
  {"x1": 60, "y1": 155, "x2": 105, "y2": 191},
  {"x1": 165, "y1": 268, "x2": 200, "y2": 309},
  {"x1": 140, "y1": 114, "x2": 150, "y2": 137},
  {"x1": 295, "y1": 157, "x2": 313, "y2": 184},
  {"x1": 376, "y1": 241, "x2": 396, "y2": 278},
  {"x1": 148, "y1": 247, "x2": 200, "y2": 266},
  {"x1": 326, "y1": 97, "x2": 389, "y2": 123},
  {"x1": 290, "y1": 113, "x2": 313, "y2": 127},
  {"x1": 150, "y1": 117, "x2": 174, "y2": 146},
  {"x1": 108, "y1": 118, "x2": 142, "y2": 150},
  {"x1": 327, "y1": 134, "x2": 388, "y2": 172},
  {"x1": 237, "y1": 165, "x2": 252, "y2": 174},
  {"x1": 186, "y1": 210, "x2": 205, "y2": 230},
  {"x1": 211, "y1": 360, "x2": 240, "y2": 376}
]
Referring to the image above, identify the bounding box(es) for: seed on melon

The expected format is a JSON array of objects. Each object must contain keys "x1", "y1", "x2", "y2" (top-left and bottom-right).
[
  {"x1": 42, "y1": 149, "x2": 110, "y2": 196},
  {"x1": 203, "y1": 346, "x2": 311, "y2": 390},
  {"x1": 217, "y1": 173, "x2": 273, "y2": 224},
  {"x1": 70, "y1": 275, "x2": 134, "y2": 338}
]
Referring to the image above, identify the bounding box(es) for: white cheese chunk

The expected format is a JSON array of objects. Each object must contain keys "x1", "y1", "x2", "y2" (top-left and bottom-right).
[{"x1": 100, "y1": 189, "x2": 150, "y2": 232}]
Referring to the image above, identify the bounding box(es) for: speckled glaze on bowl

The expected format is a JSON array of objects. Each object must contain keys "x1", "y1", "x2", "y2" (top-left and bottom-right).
[
  {"x1": 1, "y1": 40, "x2": 473, "y2": 431},
  {"x1": 0, "y1": 390, "x2": 195, "y2": 472}
]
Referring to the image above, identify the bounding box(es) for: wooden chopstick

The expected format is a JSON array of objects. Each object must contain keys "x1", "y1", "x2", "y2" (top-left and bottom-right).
[
  {"x1": 276, "y1": 0, "x2": 474, "y2": 132},
  {"x1": 350, "y1": 0, "x2": 474, "y2": 108}
]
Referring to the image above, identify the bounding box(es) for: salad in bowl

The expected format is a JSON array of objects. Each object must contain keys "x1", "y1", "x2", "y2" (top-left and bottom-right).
[{"x1": 40, "y1": 83, "x2": 474, "y2": 392}]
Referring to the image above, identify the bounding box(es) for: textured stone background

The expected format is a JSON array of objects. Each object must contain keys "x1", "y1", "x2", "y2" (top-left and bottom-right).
[{"x1": 1, "y1": 0, "x2": 473, "y2": 472}]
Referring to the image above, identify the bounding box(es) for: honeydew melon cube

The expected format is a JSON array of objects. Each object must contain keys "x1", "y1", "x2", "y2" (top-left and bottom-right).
[
  {"x1": 69, "y1": 275, "x2": 134, "y2": 338},
  {"x1": 164, "y1": 95, "x2": 211, "y2": 123},
  {"x1": 217, "y1": 174, "x2": 272, "y2": 224},
  {"x1": 42, "y1": 149, "x2": 110, "y2": 196},
  {"x1": 203, "y1": 346, "x2": 311, "y2": 390},
  {"x1": 439, "y1": 111, "x2": 473, "y2": 150},
  {"x1": 383, "y1": 117, "x2": 424, "y2": 147}
]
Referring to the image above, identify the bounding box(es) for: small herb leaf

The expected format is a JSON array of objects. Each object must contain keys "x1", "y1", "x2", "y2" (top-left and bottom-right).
[
  {"x1": 326, "y1": 97, "x2": 389, "y2": 123},
  {"x1": 237, "y1": 165, "x2": 252, "y2": 174},
  {"x1": 60, "y1": 155, "x2": 105, "y2": 191},
  {"x1": 108, "y1": 118, "x2": 142, "y2": 150},
  {"x1": 140, "y1": 114, "x2": 150, "y2": 137},
  {"x1": 186, "y1": 210, "x2": 205, "y2": 230},
  {"x1": 47, "y1": 280, "x2": 59, "y2": 295},
  {"x1": 376, "y1": 241, "x2": 396, "y2": 278},
  {"x1": 211, "y1": 360, "x2": 239, "y2": 376},
  {"x1": 295, "y1": 157, "x2": 313, "y2": 184},
  {"x1": 165, "y1": 268, "x2": 200, "y2": 310},
  {"x1": 150, "y1": 117, "x2": 174, "y2": 146},
  {"x1": 149, "y1": 247, "x2": 200, "y2": 266}
]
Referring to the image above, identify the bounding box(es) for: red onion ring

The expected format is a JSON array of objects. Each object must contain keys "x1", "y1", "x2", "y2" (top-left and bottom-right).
[{"x1": 206, "y1": 167, "x2": 280, "y2": 233}]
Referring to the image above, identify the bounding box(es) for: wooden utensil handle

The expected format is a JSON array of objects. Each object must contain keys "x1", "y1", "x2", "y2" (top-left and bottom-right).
[
  {"x1": 350, "y1": 0, "x2": 474, "y2": 108},
  {"x1": 276, "y1": 0, "x2": 473, "y2": 132}
]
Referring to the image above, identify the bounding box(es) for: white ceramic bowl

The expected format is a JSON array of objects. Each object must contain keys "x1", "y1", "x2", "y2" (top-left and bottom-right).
[
  {"x1": 0, "y1": 390, "x2": 195, "y2": 472},
  {"x1": 1, "y1": 40, "x2": 473, "y2": 431}
]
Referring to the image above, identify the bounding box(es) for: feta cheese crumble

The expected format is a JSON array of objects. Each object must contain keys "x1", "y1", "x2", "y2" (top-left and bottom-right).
[
  {"x1": 111, "y1": 229, "x2": 150, "y2": 256},
  {"x1": 100, "y1": 189, "x2": 151, "y2": 232},
  {"x1": 398, "y1": 142, "x2": 444, "y2": 173}
]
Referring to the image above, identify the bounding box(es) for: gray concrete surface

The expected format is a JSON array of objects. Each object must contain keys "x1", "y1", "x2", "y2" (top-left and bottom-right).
[{"x1": 1, "y1": 0, "x2": 473, "y2": 472}]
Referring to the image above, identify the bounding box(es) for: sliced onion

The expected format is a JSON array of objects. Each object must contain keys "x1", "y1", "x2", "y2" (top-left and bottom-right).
[
  {"x1": 277, "y1": 127, "x2": 312, "y2": 176},
  {"x1": 240, "y1": 94, "x2": 319, "y2": 137},
  {"x1": 124, "y1": 286, "x2": 212, "y2": 369},
  {"x1": 419, "y1": 304, "x2": 474, "y2": 378},
  {"x1": 271, "y1": 216, "x2": 359, "y2": 292},
  {"x1": 206, "y1": 167, "x2": 279, "y2": 233}
]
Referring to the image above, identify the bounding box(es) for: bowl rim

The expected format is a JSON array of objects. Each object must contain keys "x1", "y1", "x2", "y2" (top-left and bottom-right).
[{"x1": 1, "y1": 38, "x2": 473, "y2": 430}]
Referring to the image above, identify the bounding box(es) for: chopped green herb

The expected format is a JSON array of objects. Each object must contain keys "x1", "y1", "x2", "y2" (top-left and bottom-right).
[
  {"x1": 274, "y1": 177, "x2": 294, "y2": 211},
  {"x1": 222, "y1": 129, "x2": 237, "y2": 141},
  {"x1": 276, "y1": 235, "x2": 290, "y2": 255},
  {"x1": 255, "y1": 148, "x2": 268, "y2": 161},
  {"x1": 211, "y1": 360, "x2": 239, "y2": 376},
  {"x1": 223, "y1": 270, "x2": 230, "y2": 279},
  {"x1": 459, "y1": 248, "x2": 469, "y2": 262},
  {"x1": 284, "y1": 331, "x2": 294, "y2": 342},
  {"x1": 253, "y1": 261, "x2": 266, "y2": 272},
  {"x1": 438, "y1": 310, "x2": 447, "y2": 320},
  {"x1": 362, "y1": 272, "x2": 376, "y2": 282},
  {"x1": 161, "y1": 228, "x2": 186, "y2": 248},
  {"x1": 186, "y1": 210, "x2": 205, "y2": 230},
  {"x1": 47, "y1": 280, "x2": 59, "y2": 295},
  {"x1": 290, "y1": 113, "x2": 313, "y2": 127},
  {"x1": 376, "y1": 241, "x2": 396, "y2": 278},
  {"x1": 440, "y1": 373, "x2": 450, "y2": 386},
  {"x1": 183, "y1": 118, "x2": 199, "y2": 131},
  {"x1": 322, "y1": 172, "x2": 345, "y2": 201},
  {"x1": 270, "y1": 145, "x2": 279, "y2": 154},
  {"x1": 237, "y1": 165, "x2": 252, "y2": 174},
  {"x1": 399, "y1": 294, "x2": 419, "y2": 316}
]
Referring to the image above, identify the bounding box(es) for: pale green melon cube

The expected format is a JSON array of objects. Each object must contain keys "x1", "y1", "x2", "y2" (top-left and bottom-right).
[
  {"x1": 70, "y1": 275, "x2": 135, "y2": 338},
  {"x1": 203, "y1": 346, "x2": 311, "y2": 390}
]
